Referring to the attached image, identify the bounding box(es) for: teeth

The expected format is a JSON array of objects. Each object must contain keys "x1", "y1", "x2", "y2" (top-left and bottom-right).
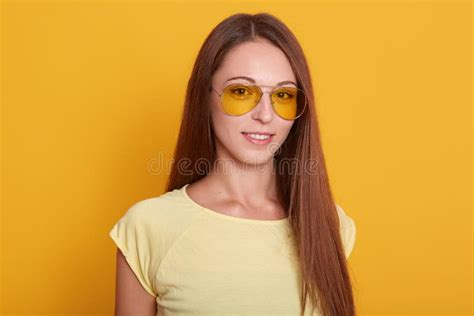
[{"x1": 248, "y1": 133, "x2": 271, "y2": 140}]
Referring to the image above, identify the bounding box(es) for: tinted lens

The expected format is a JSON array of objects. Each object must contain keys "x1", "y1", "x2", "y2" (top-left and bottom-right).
[
  {"x1": 221, "y1": 84, "x2": 260, "y2": 115},
  {"x1": 271, "y1": 87, "x2": 306, "y2": 120}
]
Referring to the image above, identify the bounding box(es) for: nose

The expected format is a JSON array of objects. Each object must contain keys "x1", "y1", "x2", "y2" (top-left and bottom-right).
[{"x1": 251, "y1": 90, "x2": 274, "y2": 123}]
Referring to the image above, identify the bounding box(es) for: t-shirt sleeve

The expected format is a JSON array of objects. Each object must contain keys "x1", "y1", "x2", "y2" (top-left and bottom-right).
[
  {"x1": 336, "y1": 204, "x2": 357, "y2": 259},
  {"x1": 109, "y1": 202, "x2": 157, "y2": 297}
]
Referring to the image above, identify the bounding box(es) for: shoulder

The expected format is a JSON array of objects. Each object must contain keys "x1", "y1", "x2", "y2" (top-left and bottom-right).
[
  {"x1": 109, "y1": 187, "x2": 200, "y2": 297},
  {"x1": 120, "y1": 187, "x2": 199, "y2": 228},
  {"x1": 335, "y1": 203, "x2": 357, "y2": 259},
  {"x1": 111, "y1": 187, "x2": 201, "y2": 256}
]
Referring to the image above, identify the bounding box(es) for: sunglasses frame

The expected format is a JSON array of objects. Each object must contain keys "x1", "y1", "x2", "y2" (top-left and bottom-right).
[{"x1": 210, "y1": 83, "x2": 307, "y2": 120}]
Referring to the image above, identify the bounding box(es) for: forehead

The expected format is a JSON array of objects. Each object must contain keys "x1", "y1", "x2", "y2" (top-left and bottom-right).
[{"x1": 213, "y1": 39, "x2": 296, "y2": 86}]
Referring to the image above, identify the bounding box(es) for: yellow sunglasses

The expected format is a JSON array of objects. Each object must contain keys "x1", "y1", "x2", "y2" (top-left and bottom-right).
[{"x1": 210, "y1": 83, "x2": 307, "y2": 120}]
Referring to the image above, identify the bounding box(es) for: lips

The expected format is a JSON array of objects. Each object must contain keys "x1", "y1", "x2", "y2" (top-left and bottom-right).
[{"x1": 241, "y1": 131, "x2": 275, "y2": 145}]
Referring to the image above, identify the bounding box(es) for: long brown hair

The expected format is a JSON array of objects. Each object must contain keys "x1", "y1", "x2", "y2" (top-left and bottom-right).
[{"x1": 165, "y1": 12, "x2": 355, "y2": 316}]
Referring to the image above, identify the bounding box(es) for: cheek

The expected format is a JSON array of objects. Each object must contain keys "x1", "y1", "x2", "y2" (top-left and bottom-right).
[
  {"x1": 276, "y1": 121, "x2": 294, "y2": 143},
  {"x1": 210, "y1": 103, "x2": 241, "y2": 142}
]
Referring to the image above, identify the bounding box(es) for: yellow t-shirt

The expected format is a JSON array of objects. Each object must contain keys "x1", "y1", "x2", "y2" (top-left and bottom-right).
[{"x1": 109, "y1": 183, "x2": 356, "y2": 316}]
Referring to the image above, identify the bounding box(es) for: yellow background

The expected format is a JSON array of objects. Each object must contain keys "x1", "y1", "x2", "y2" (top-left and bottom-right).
[{"x1": 1, "y1": 1, "x2": 472, "y2": 315}]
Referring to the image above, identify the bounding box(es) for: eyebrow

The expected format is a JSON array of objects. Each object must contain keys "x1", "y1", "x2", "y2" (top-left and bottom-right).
[{"x1": 224, "y1": 76, "x2": 297, "y2": 86}]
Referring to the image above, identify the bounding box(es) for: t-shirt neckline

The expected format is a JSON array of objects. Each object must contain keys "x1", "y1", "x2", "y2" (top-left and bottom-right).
[{"x1": 180, "y1": 183, "x2": 289, "y2": 226}]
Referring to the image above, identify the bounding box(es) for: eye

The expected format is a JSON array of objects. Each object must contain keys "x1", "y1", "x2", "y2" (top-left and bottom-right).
[
  {"x1": 276, "y1": 90, "x2": 295, "y2": 99},
  {"x1": 230, "y1": 86, "x2": 252, "y2": 96}
]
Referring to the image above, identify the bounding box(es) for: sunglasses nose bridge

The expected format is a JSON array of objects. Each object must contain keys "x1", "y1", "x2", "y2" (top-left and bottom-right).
[
  {"x1": 251, "y1": 88, "x2": 276, "y2": 119},
  {"x1": 254, "y1": 87, "x2": 274, "y2": 105}
]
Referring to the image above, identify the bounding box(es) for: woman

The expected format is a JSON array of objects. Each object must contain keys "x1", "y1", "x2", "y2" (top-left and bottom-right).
[{"x1": 110, "y1": 12, "x2": 356, "y2": 316}]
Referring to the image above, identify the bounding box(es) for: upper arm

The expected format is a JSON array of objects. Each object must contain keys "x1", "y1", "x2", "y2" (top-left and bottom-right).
[
  {"x1": 113, "y1": 248, "x2": 157, "y2": 316},
  {"x1": 109, "y1": 202, "x2": 160, "y2": 314}
]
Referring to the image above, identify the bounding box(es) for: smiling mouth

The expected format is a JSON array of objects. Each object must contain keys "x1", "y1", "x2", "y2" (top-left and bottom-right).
[{"x1": 241, "y1": 132, "x2": 275, "y2": 141}]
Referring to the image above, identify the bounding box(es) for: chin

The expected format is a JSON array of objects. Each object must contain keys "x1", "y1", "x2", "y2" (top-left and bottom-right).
[
  {"x1": 215, "y1": 137, "x2": 277, "y2": 167},
  {"x1": 238, "y1": 152, "x2": 274, "y2": 166}
]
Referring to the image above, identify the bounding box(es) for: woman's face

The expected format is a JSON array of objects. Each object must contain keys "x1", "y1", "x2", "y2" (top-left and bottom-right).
[{"x1": 210, "y1": 39, "x2": 296, "y2": 166}]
